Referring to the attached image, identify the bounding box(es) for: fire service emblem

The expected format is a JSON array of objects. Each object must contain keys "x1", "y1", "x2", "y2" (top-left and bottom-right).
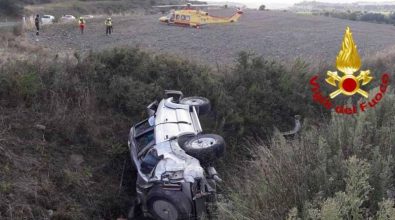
[
  {"x1": 310, "y1": 27, "x2": 390, "y2": 115},
  {"x1": 325, "y1": 27, "x2": 372, "y2": 99}
]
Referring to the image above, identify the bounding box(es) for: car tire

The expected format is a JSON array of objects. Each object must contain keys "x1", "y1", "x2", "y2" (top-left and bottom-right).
[
  {"x1": 146, "y1": 185, "x2": 192, "y2": 220},
  {"x1": 179, "y1": 134, "x2": 225, "y2": 163},
  {"x1": 180, "y1": 96, "x2": 211, "y2": 115}
]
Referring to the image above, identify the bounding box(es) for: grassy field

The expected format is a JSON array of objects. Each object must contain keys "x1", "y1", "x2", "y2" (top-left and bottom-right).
[
  {"x1": 24, "y1": 0, "x2": 158, "y2": 17},
  {"x1": 26, "y1": 9, "x2": 395, "y2": 66},
  {"x1": 0, "y1": 0, "x2": 177, "y2": 18}
]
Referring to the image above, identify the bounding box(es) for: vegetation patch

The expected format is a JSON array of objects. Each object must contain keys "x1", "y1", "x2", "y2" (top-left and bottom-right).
[
  {"x1": 0, "y1": 46, "x2": 394, "y2": 219},
  {"x1": 318, "y1": 10, "x2": 395, "y2": 25}
]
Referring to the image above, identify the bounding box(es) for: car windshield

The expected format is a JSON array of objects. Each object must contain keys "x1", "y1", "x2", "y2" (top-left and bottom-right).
[
  {"x1": 134, "y1": 119, "x2": 152, "y2": 136},
  {"x1": 135, "y1": 129, "x2": 154, "y2": 152}
]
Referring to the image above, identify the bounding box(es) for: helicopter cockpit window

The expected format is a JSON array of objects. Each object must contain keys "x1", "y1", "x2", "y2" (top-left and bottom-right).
[
  {"x1": 169, "y1": 14, "x2": 175, "y2": 22},
  {"x1": 168, "y1": 12, "x2": 175, "y2": 20}
]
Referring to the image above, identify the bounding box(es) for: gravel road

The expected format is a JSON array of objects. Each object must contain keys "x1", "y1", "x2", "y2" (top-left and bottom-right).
[{"x1": 29, "y1": 9, "x2": 395, "y2": 65}]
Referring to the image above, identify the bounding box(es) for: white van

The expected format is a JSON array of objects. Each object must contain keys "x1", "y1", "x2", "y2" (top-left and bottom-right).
[
  {"x1": 60, "y1": 15, "x2": 76, "y2": 23},
  {"x1": 41, "y1": 15, "x2": 55, "y2": 25}
]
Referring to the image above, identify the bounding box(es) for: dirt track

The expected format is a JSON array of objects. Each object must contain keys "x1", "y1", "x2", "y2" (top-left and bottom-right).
[{"x1": 30, "y1": 9, "x2": 395, "y2": 65}]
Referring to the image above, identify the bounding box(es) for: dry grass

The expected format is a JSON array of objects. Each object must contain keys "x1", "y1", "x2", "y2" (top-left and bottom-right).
[
  {"x1": 365, "y1": 45, "x2": 395, "y2": 85},
  {"x1": 0, "y1": 28, "x2": 45, "y2": 65},
  {"x1": 24, "y1": 0, "x2": 163, "y2": 18},
  {"x1": 0, "y1": 26, "x2": 80, "y2": 70}
]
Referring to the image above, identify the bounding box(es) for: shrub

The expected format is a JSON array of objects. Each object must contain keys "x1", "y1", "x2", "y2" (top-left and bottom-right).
[
  {"x1": 218, "y1": 52, "x2": 318, "y2": 141},
  {"x1": 360, "y1": 13, "x2": 386, "y2": 23},
  {"x1": 2, "y1": 46, "x2": 393, "y2": 219},
  {"x1": 12, "y1": 23, "x2": 23, "y2": 36},
  {"x1": 0, "y1": 47, "x2": 320, "y2": 219},
  {"x1": 0, "y1": 0, "x2": 22, "y2": 16},
  {"x1": 377, "y1": 199, "x2": 395, "y2": 220},
  {"x1": 222, "y1": 89, "x2": 395, "y2": 219},
  {"x1": 321, "y1": 11, "x2": 395, "y2": 25}
]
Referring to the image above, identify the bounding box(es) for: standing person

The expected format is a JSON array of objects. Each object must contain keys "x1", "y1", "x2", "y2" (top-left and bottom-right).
[
  {"x1": 78, "y1": 17, "x2": 85, "y2": 34},
  {"x1": 105, "y1": 17, "x2": 112, "y2": 35},
  {"x1": 35, "y1": 14, "x2": 40, "y2": 36}
]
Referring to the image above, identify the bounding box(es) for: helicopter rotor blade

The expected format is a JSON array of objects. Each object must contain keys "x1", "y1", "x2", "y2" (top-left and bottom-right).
[
  {"x1": 188, "y1": 4, "x2": 225, "y2": 7},
  {"x1": 152, "y1": 5, "x2": 189, "y2": 8},
  {"x1": 153, "y1": 4, "x2": 224, "y2": 8}
]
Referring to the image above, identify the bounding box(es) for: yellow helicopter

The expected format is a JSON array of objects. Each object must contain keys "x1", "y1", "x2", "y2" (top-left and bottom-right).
[{"x1": 153, "y1": 3, "x2": 243, "y2": 28}]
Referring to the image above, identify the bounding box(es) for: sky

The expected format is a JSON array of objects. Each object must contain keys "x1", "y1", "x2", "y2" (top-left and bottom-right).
[{"x1": 206, "y1": 0, "x2": 395, "y2": 9}]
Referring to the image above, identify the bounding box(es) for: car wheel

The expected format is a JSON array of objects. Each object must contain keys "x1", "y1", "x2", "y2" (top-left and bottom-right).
[
  {"x1": 179, "y1": 134, "x2": 225, "y2": 163},
  {"x1": 147, "y1": 185, "x2": 192, "y2": 220},
  {"x1": 180, "y1": 96, "x2": 211, "y2": 115}
]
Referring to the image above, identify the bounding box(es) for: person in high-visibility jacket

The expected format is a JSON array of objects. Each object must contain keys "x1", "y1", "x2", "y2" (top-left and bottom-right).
[
  {"x1": 79, "y1": 17, "x2": 85, "y2": 34},
  {"x1": 105, "y1": 17, "x2": 112, "y2": 35}
]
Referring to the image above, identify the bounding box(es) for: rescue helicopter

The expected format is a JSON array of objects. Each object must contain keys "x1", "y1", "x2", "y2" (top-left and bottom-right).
[{"x1": 153, "y1": 3, "x2": 243, "y2": 28}]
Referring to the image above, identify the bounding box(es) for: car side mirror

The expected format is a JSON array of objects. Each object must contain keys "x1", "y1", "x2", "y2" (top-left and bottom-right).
[{"x1": 282, "y1": 115, "x2": 302, "y2": 136}]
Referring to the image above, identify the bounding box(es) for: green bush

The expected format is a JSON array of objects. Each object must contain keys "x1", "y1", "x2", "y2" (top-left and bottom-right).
[
  {"x1": 377, "y1": 199, "x2": 395, "y2": 220},
  {"x1": 1, "y1": 46, "x2": 393, "y2": 219},
  {"x1": 0, "y1": 0, "x2": 22, "y2": 16},
  {"x1": 305, "y1": 156, "x2": 372, "y2": 220},
  {"x1": 0, "y1": 48, "x2": 316, "y2": 219},
  {"x1": 1, "y1": 48, "x2": 316, "y2": 140},
  {"x1": 221, "y1": 89, "x2": 395, "y2": 220},
  {"x1": 320, "y1": 10, "x2": 395, "y2": 25}
]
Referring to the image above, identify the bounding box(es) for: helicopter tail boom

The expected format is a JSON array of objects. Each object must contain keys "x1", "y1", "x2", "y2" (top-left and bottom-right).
[
  {"x1": 205, "y1": 9, "x2": 243, "y2": 24},
  {"x1": 229, "y1": 9, "x2": 243, "y2": 22}
]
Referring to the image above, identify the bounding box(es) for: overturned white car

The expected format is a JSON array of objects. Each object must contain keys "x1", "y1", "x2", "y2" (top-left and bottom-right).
[{"x1": 128, "y1": 90, "x2": 225, "y2": 220}]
